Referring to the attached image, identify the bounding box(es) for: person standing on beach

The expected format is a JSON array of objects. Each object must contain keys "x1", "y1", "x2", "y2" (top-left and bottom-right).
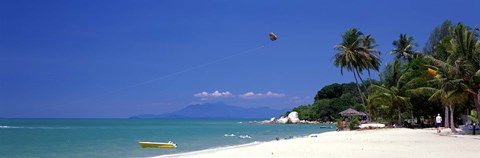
[{"x1": 435, "y1": 114, "x2": 442, "y2": 133}]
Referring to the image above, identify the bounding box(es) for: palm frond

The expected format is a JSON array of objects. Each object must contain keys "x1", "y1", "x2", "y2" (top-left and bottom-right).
[
  {"x1": 407, "y1": 87, "x2": 437, "y2": 96},
  {"x1": 396, "y1": 96, "x2": 412, "y2": 109},
  {"x1": 368, "y1": 84, "x2": 390, "y2": 95},
  {"x1": 428, "y1": 90, "x2": 442, "y2": 102},
  {"x1": 425, "y1": 56, "x2": 459, "y2": 75},
  {"x1": 403, "y1": 77, "x2": 428, "y2": 89}
]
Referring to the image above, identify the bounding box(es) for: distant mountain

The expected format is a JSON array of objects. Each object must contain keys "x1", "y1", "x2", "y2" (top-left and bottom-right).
[{"x1": 130, "y1": 102, "x2": 288, "y2": 119}]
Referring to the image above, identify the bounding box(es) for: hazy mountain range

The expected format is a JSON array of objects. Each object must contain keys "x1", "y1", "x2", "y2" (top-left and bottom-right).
[{"x1": 130, "y1": 102, "x2": 289, "y2": 119}]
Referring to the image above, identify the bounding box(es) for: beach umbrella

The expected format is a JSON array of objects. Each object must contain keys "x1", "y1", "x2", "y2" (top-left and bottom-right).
[
  {"x1": 339, "y1": 108, "x2": 365, "y2": 117},
  {"x1": 358, "y1": 112, "x2": 368, "y2": 116}
]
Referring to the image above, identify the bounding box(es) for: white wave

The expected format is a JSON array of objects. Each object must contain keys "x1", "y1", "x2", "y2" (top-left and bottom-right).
[{"x1": 0, "y1": 126, "x2": 72, "y2": 129}]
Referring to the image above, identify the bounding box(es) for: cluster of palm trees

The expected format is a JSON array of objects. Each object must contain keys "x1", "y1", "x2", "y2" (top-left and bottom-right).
[{"x1": 333, "y1": 20, "x2": 480, "y2": 133}]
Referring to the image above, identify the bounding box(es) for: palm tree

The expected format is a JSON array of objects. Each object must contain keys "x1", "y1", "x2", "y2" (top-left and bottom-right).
[
  {"x1": 333, "y1": 29, "x2": 381, "y2": 106},
  {"x1": 353, "y1": 35, "x2": 381, "y2": 97},
  {"x1": 417, "y1": 29, "x2": 477, "y2": 132},
  {"x1": 409, "y1": 61, "x2": 469, "y2": 133},
  {"x1": 368, "y1": 85, "x2": 412, "y2": 126},
  {"x1": 369, "y1": 59, "x2": 412, "y2": 125},
  {"x1": 333, "y1": 28, "x2": 367, "y2": 105},
  {"x1": 390, "y1": 34, "x2": 419, "y2": 61},
  {"x1": 430, "y1": 23, "x2": 480, "y2": 123},
  {"x1": 447, "y1": 23, "x2": 480, "y2": 122},
  {"x1": 359, "y1": 34, "x2": 381, "y2": 86},
  {"x1": 379, "y1": 60, "x2": 404, "y2": 88}
]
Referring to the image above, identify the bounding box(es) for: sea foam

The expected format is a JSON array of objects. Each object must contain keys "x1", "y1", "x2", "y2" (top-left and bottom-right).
[{"x1": 152, "y1": 141, "x2": 262, "y2": 158}]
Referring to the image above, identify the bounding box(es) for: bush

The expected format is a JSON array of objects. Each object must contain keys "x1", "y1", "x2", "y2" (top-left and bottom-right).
[{"x1": 348, "y1": 116, "x2": 360, "y2": 130}]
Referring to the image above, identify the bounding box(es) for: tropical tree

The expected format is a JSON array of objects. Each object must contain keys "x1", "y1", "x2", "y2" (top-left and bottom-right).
[
  {"x1": 368, "y1": 60, "x2": 412, "y2": 125},
  {"x1": 429, "y1": 22, "x2": 480, "y2": 124},
  {"x1": 414, "y1": 23, "x2": 477, "y2": 132},
  {"x1": 333, "y1": 28, "x2": 381, "y2": 106},
  {"x1": 446, "y1": 23, "x2": 480, "y2": 123},
  {"x1": 401, "y1": 54, "x2": 441, "y2": 125},
  {"x1": 368, "y1": 85, "x2": 412, "y2": 126},
  {"x1": 333, "y1": 28, "x2": 367, "y2": 105},
  {"x1": 424, "y1": 20, "x2": 453, "y2": 56},
  {"x1": 359, "y1": 34, "x2": 381, "y2": 85},
  {"x1": 409, "y1": 60, "x2": 469, "y2": 133},
  {"x1": 390, "y1": 34, "x2": 419, "y2": 61},
  {"x1": 352, "y1": 34, "x2": 381, "y2": 98}
]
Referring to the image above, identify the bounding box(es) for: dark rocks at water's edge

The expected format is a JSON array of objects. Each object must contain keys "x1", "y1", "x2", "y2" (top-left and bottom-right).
[{"x1": 130, "y1": 102, "x2": 289, "y2": 119}]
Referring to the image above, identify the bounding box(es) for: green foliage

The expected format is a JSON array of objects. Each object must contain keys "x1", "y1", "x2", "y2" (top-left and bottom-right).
[
  {"x1": 424, "y1": 20, "x2": 453, "y2": 56},
  {"x1": 390, "y1": 34, "x2": 419, "y2": 61},
  {"x1": 469, "y1": 110, "x2": 478, "y2": 123},
  {"x1": 379, "y1": 59, "x2": 405, "y2": 88},
  {"x1": 368, "y1": 84, "x2": 412, "y2": 125},
  {"x1": 333, "y1": 28, "x2": 381, "y2": 106},
  {"x1": 287, "y1": 20, "x2": 480, "y2": 128},
  {"x1": 348, "y1": 116, "x2": 360, "y2": 130},
  {"x1": 290, "y1": 104, "x2": 319, "y2": 120},
  {"x1": 288, "y1": 82, "x2": 363, "y2": 121},
  {"x1": 315, "y1": 83, "x2": 358, "y2": 101}
]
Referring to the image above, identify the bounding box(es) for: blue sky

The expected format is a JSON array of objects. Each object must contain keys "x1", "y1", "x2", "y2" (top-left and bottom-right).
[{"x1": 1, "y1": 0, "x2": 479, "y2": 118}]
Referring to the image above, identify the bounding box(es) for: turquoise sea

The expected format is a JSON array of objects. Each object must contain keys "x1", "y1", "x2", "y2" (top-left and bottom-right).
[{"x1": 0, "y1": 119, "x2": 335, "y2": 158}]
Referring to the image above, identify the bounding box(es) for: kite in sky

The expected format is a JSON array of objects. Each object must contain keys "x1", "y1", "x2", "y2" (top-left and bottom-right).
[{"x1": 269, "y1": 32, "x2": 277, "y2": 41}]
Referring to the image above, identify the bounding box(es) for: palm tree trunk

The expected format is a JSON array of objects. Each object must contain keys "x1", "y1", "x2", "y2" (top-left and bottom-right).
[
  {"x1": 354, "y1": 67, "x2": 370, "y2": 97},
  {"x1": 367, "y1": 69, "x2": 373, "y2": 86},
  {"x1": 351, "y1": 66, "x2": 366, "y2": 106},
  {"x1": 397, "y1": 104, "x2": 402, "y2": 126},
  {"x1": 354, "y1": 67, "x2": 371, "y2": 121},
  {"x1": 449, "y1": 105, "x2": 457, "y2": 133},
  {"x1": 444, "y1": 105, "x2": 449, "y2": 128},
  {"x1": 476, "y1": 90, "x2": 480, "y2": 123}
]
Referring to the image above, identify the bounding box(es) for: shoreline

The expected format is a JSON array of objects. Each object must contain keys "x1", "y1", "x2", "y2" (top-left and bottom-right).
[
  {"x1": 154, "y1": 131, "x2": 336, "y2": 158},
  {"x1": 157, "y1": 128, "x2": 479, "y2": 158},
  {"x1": 153, "y1": 141, "x2": 263, "y2": 158}
]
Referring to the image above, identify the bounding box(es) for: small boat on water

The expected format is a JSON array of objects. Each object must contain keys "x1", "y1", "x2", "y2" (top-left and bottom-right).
[
  {"x1": 139, "y1": 141, "x2": 177, "y2": 149},
  {"x1": 224, "y1": 134, "x2": 235, "y2": 137}
]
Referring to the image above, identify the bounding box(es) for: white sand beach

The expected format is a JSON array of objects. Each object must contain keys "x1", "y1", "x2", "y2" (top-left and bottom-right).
[{"x1": 163, "y1": 128, "x2": 479, "y2": 158}]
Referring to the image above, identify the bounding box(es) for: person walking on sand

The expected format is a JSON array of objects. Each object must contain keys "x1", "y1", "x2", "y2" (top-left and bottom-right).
[{"x1": 435, "y1": 114, "x2": 442, "y2": 133}]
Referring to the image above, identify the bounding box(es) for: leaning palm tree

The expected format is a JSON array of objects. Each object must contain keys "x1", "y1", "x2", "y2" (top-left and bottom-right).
[
  {"x1": 333, "y1": 28, "x2": 367, "y2": 105},
  {"x1": 359, "y1": 34, "x2": 381, "y2": 86},
  {"x1": 390, "y1": 34, "x2": 419, "y2": 61},
  {"x1": 352, "y1": 34, "x2": 381, "y2": 97}
]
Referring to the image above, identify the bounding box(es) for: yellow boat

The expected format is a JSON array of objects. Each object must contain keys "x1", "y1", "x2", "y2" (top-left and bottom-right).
[{"x1": 139, "y1": 141, "x2": 177, "y2": 149}]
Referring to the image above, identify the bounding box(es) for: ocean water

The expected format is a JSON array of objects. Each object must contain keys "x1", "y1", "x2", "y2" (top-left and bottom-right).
[{"x1": 0, "y1": 119, "x2": 335, "y2": 158}]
